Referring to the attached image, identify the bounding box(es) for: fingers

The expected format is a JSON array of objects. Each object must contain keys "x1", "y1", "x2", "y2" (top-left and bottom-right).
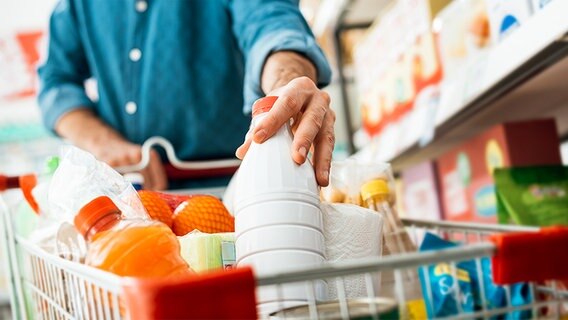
[
  {"x1": 252, "y1": 77, "x2": 315, "y2": 144},
  {"x1": 312, "y1": 109, "x2": 336, "y2": 186},
  {"x1": 99, "y1": 143, "x2": 142, "y2": 167},
  {"x1": 235, "y1": 137, "x2": 252, "y2": 160},
  {"x1": 290, "y1": 91, "x2": 330, "y2": 164},
  {"x1": 145, "y1": 150, "x2": 168, "y2": 190}
]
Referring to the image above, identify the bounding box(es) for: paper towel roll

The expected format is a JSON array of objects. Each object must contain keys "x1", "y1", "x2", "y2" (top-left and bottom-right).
[{"x1": 321, "y1": 203, "x2": 383, "y2": 299}]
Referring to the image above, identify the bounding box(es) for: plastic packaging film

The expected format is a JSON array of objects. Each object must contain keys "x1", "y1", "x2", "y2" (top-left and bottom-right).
[
  {"x1": 321, "y1": 203, "x2": 383, "y2": 299},
  {"x1": 321, "y1": 160, "x2": 424, "y2": 316},
  {"x1": 48, "y1": 146, "x2": 148, "y2": 223}
]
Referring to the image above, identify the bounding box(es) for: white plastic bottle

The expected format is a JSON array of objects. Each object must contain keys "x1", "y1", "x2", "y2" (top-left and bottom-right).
[{"x1": 234, "y1": 96, "x2": 327, "y2": 314}]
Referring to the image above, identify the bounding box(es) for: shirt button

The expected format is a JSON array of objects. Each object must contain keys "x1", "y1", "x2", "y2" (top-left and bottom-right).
[
  {"x1": 136, "y1": 1, "x2": 147, "y2": 13},
  {"x1": 125, "y1": 101, "x2": 137, "y2": 115},
  {"x1": 129, "y1": 48, "x2": 142, "y2": 62}
]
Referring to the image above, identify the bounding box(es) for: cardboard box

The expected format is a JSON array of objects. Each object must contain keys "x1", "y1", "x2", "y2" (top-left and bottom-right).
[
  {"x1": 531, "y1": 0, "x2": 555, "y2": 11},
  {"x1": 485, "y1": 0, "x2": 533, "y2": 42},
  {"x1": 437, "y1": 119, "x2": 562, "y2": 223},
  {"x1": 401, "y1": 161, "x2": 443, "y2": 221}
]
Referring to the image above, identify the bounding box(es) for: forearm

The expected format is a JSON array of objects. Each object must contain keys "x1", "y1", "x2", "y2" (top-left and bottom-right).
[
  {"x1": 261, "y1": 51, "x2": 317, "y2": 94},
  {"x1": 55, "y1": 108, "x2": 127, "y2": 151}
]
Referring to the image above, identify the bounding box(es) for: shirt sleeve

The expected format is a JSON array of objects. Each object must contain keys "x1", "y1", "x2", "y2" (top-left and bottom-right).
[
  {"x1": 37, "y1": 0, "x2": 94, "y2": 133},
  {"x1": 228, "y1": 0, "x2": 332, "y2": 113}
]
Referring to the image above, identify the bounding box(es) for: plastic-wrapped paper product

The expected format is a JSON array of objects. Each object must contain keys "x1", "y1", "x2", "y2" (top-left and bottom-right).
[{"x1": 321, "y1": 203, "x2": 383, "y2": 299}]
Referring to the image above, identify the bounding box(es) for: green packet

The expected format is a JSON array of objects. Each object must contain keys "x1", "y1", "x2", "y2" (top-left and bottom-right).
[{"x1": 494, "y1": 166, "x2": 568, "y2": 226}]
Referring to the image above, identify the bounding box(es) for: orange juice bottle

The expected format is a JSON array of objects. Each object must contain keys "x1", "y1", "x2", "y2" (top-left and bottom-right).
[{"x1": 74, "y1": 196, "x2": 192, "y2": 277}]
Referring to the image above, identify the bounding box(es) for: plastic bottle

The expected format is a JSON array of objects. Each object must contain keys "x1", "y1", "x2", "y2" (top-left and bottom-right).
[
  {"x1": 75, "y1": 195, "x2": 191, "y2": 278},
  {"x1": 234, "y1": 96, "x2": 327, "y2": 312},
  {"x1": 360, "y1": 179, "x2": 422, "y2": 316}
]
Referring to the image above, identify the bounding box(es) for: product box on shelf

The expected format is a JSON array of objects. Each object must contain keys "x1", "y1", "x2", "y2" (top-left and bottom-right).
[
  {"x1": 485, "y1": 0, "x2": 533, "y2": 42},
  {"x1": 401, "y1": 161, "x2": 443, "y2": 221},
  {"x1": 531, "y1": 0, "x2": 555, "y2": 11},
  {"x1": 355, "y1": 0, "x2": 451, "y2": 150},
  {"x1": 434, "y1": 0, "x2": 492, "y2": 125},
  {"x1": 436, "y1": 119, "x2": 562, "y2": 223}
]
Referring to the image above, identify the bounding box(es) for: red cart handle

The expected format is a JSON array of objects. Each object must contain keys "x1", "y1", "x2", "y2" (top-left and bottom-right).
[
  {"x1": 122, "y1": 267, "x2": 257, "y2": 319},
  {"x1": 490, "y1": 226, "x2": 568, "y2": 285}
]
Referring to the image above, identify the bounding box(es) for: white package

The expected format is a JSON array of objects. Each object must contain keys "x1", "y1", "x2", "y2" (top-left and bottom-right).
[
  {"x1": 48, "y1": 146, "x2": 148, "y2": 223},
  {"x1": 321, "y1": 203, "x2": 383, "y2": 299}
]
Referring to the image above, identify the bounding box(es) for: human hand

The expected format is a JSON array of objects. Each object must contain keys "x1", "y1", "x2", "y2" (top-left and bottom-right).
[
  {"x1": 90, "y1": 139, "x2": 168, "y2": 191},
  {"x1": 55, "y1": 108, "x2": 168, "y2": 190},
  {"x1": 236, "y1": 76, "x2": 335, "y2": 186}
]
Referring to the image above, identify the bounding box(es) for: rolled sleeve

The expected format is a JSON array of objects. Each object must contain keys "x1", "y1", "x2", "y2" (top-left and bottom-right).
[
  {"x1": 37, "y1": 0, "x2": 93, "y2": 133},
  {"x1": 39, "y1": 83, "x2": 95, "y2": 130},
  {"x1": 244, "y1": 30, "x2": 332, "y2": 113},
  {"x1": 228, "y1": 0, "x2": 332, "y2": 114}
]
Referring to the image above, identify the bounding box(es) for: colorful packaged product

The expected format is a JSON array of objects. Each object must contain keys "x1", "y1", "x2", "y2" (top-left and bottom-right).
[
  {"x1": 419, "y1": 233, "x2": 531, "y2": 319},
  {"x1": 494, "y1": 166, "x2": 568, "y2": 226},
  {"x1": 437, "y1": 119, "x2": 562, "y2": 223},
  {"x1": 485, "y1": 0, "x2": 533, "y2": 42}
]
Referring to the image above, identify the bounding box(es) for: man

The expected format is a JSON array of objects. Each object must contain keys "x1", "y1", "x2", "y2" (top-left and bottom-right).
[{"x1": 38, "y1": 0, "x2": 334, "y2": 190}]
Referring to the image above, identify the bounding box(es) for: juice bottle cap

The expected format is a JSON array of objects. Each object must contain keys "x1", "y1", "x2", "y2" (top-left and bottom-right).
[
  {"x1": 74, "y1": 196, "x2": 121, "y2": 239},
  {"x1": 252, "y1": 96, "x2": 278, "y2": 117},
  {"x1": 360, "y1": 179, "x2": 389, "y2": 201}
]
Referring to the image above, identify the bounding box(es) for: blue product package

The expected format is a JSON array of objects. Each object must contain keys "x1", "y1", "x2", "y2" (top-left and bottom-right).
[
  {"x1": 419, "y1": 233, "x2": 475, "y2": 318},
  {"x1": 419, "y1": 233, "x2": 532, "y2": 319}
]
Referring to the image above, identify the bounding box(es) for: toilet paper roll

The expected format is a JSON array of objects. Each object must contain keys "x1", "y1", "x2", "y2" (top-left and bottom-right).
[{"x1": 321, "y1": 203, "x2": 383, "y2": 300}]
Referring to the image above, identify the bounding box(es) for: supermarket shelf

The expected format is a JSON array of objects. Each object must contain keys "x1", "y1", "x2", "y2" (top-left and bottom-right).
[
  {"x1": 341, "y1": 0, "x2": 392, "y2": 25},
  {"x1": 388, "y1": 0, "x2": 568, "y2": 172}
]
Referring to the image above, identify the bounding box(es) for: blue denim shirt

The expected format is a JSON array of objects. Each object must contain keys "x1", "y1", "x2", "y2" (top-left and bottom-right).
[{"x1": 38, "y1": 0, "x2": 331, "y2": 162}]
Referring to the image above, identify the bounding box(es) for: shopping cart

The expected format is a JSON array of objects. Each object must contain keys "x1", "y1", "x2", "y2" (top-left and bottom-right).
[{"x1": 1, "y1": 137, "x2": 568, "y2": 319}]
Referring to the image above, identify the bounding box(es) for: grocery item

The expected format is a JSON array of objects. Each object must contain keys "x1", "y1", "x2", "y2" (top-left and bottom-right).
[
  {"x1": 178, "y1": 231, "x2": 236, "y2": 272},
  {"x1": 75, "y1": 196, "x2": 191, "y2": 277},
  {"x1": 360, "y1": 179, "x2": 422, "y2": 317},
  {"x1": 138, "y1": 190, "x2": 189, "y2": 227},
  {"x1": 361, "y1": 179, "x2": 416, "y2": 255},
  {"x1": 531, "y1": 0, "x2": 555, "y2": 10},
  {"x1": 321, "y1": 203, "x2": 383, "y2": 299},
  {"x1": 234, "y1": 96, "x2": 326, "y2": 311},
  {"x1": 494, "y1": 166, "x2": 568, "y2": 226},
  {"x1": 49, "y1": 146, "x2": 148, "y2": 222},
  {"x1": 419, "y1": 232, "x2": 531, "y2": 318},
  {"x1": 270, "y1": 298, "x2": 400, "y2": 319},
  {"x1": 485, "y1": 0, "x2": 533, "y2": 42},
  {"x1": 419, "y1": 236, "x2": 475, "y2": 317},
  {"x1": 123, "y1": 172, "x2": 144, "y2": 190},
  {"x1": 173, "y1": 195, "x2": 234, "y2": 235},
  {"x1": 436, "y1": 119, "x2": 562, "y2": 223},
  {"x1": 434, "y1": 0, "x2": 492, "y2": 123},
  {"x1": 401, "y1": 161, "x2": 443, "y2": 222}
]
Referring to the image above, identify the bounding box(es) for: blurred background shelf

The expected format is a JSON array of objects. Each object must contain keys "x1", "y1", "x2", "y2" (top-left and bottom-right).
[
  {"x1": 348, "y1": 0, "x2": 568, "y2": 171},
  {"x1": 389, "y1": 0, "x2": 568, "y2": 171}
]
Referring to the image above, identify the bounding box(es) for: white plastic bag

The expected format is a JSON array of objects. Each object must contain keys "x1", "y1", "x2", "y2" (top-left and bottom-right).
[{"x1": 48, "y1": 146, "x2": 148, "y2": 223}]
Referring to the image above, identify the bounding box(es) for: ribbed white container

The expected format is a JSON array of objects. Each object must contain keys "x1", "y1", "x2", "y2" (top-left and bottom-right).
[{"x1": 234, "y1": 97, "x2": 327, "y2": 310}]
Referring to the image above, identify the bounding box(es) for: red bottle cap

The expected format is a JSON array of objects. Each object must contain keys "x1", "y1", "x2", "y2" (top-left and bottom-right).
[
  {"x1": 252, "y1": 96, "x2": 278, "y2": 117},
  {"x1": 74, "y1": 196, "x2": 121, "y2": 240}
]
